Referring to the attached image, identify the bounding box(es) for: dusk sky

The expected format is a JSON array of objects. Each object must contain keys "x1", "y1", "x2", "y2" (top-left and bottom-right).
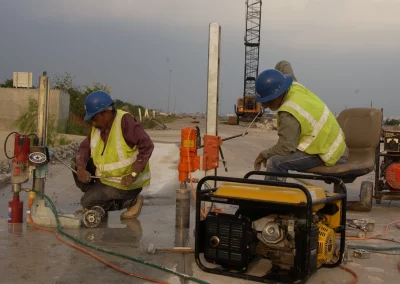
[{"x1": 1, "y1": 0, "x2": 399, "y2": 117}]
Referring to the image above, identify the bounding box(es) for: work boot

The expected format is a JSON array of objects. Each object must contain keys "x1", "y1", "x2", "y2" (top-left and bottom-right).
[{"x1": 120, "y1": 195, "x2": 144, "y2": 219}]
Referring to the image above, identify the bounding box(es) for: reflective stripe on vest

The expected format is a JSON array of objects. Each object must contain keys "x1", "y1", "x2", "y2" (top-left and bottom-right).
[
  {"x1": 90, "y1": 113, "x2": 138, "y2": 173},
  {"x1": 320, "y1": 129, "x2": 345, "y2": 162},
  {"x1": 100, "y1": 170, "x2": 151, "y2": 184},
  {"x1": 278, "y1": 83, "x2": 346, "y2": 166},
  {"x1": 282, "y1": 102, "x2": 330, "y2": 151},
  {"x1": 90, "y1": 110, "x2": 151, "y2": 190}
]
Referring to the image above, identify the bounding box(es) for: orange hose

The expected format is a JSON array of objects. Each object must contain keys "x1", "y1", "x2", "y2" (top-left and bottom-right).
[
  {"x1": 340, "y1": 264, "x2": 359, "y2": 284},
  {"x1": 345, "y1": 219, "x2": 400, "y2": 241},
  {"x1": 27, "y1": 198, "x2": 168, "y2": 284},
  {"x1": 331, "y1": 260, "x2": 358, "y2": 284}
]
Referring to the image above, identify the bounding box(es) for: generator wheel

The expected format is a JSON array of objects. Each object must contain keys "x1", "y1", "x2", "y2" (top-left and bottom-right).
[
  {"x1": 83, "y1": 210, "x2": 102, "y2": 228},
  {"x1": 359, "y1": 181, "x2": 373, "y2": 210}
]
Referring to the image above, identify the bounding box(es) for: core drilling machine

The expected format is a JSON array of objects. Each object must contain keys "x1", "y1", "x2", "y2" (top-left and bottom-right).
[{"x1": 5, "y1": 132, "x2": 48, "y2": 224}]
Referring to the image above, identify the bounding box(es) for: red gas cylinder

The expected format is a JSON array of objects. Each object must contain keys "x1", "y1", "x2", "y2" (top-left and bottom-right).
[
  {"x1": 8, "y1": 195, "x2": 23, "y2": 223},
  {"x1": 385, "y1": 162, "x2": 400, "y2": 191}
]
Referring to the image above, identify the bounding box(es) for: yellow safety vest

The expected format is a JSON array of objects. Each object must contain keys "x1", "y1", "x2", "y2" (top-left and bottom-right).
[
  {"x1": 90, "y1": 110, "x2": 151, "y2": 190},
  {"x1": 277, "y1": 83, "x2": 346, "y2": 166}
]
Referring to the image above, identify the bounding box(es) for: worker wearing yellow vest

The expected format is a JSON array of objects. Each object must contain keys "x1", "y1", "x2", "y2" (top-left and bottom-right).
[
  {"x1": 253, "y1": 68, "x2": 348, "y2": 179},
  {"x1": 72, "y1": 91, "x2": 154, "y2": 219}
]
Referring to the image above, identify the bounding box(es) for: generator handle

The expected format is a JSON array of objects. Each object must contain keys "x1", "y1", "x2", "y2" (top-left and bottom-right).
[
  {"x1": 197, "y1": 175, "x2": 309, "y2": 201},
  {"x1": 243, "y1": 171, "x2": 347, "y2": 195}
]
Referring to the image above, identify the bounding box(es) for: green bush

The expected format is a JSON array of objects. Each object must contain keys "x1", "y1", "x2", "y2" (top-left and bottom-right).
[
  {"x1": 58, "y1": 135, "x2": 72, "y2": 146},
  {"x1": 66, "y1": 119, "x2": 90, "y2": 136},
  {"x1": 14, "y1": 96, "x2": 59, "y2": 147},
  {"x1": 384, "y1": 119, "x2": 400, "y2": 126}
]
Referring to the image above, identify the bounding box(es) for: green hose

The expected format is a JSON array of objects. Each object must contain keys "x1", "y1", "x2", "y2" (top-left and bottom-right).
[
  {"x1": 347, "y1": 244, "x2": 400, "y2": 251},
  {"x1": 32, "y1": 190, "x2": 209, "y2": 284}
]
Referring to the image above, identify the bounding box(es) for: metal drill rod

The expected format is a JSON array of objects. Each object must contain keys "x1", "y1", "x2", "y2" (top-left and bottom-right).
[
  {"x1": 52, "y1": 155, "x2": 100, "y2": 179},
  {"x1": 222, "y1": 132, "x2": 248, "y2": 142},
  {"x1": 147, "y1": 243, "x2": 194, "y2": 254},
  {"x1": 219, "y1": 109, "x2": 262, "y2": 142},
  {"x1": 243, "y1": 109, "x2": 263, "y2": 134},
  {"x1": 219, "y1": 146, "x2": 228, "y2": 172}
]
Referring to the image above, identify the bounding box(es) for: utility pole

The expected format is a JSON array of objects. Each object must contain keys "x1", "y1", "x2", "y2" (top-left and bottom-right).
[
  {"x1": 219, "y1": 82, "x2": 223, "y2": 116},
  {"x1": 174, "y1": 93, "x2": 176, "y2": 114},
  {"x1": 168, "y1": 69, "x2": 172, "y2": 113}
]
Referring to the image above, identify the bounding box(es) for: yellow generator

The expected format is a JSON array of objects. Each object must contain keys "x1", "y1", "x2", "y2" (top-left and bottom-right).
[{"x1": 195, "y1": 171, "x2": 346, "y2": 283}]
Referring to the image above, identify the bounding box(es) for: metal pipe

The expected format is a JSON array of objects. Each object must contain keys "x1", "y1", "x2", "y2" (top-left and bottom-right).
[
  {"x1": 34, "y1": 73, "x2": 50, "y2": 197},
  {"x1": 175, "y1": 185, "x2": 190, "y2": 229},
  {"x1": 44, "y1": 77, "x2": 50, "y2": 146},
  {"x1": 147, "y1": 243, "x2": 194, "y2": 254},
  {"x1": 37, "y1": 74, "x2": 49, "y2": 147},
  {"x1": 12, "y1": 184, "x2": 21, "y2": 194}
]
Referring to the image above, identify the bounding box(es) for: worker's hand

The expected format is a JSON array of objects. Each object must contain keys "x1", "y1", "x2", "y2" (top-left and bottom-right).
[
  {"x1": 121, "y1": 174, "x2": 137, "y2": 186},
  {"x1": 77, "y1": 167, "x2": 91, "y2": 183},
  {"x1": 254, "y1": 153, "x2": 267, "y2": 171}
]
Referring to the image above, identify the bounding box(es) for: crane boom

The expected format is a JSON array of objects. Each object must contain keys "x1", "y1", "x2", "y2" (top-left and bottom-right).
[{"x1": 235, "y1": 0, "x2": 262, "y2": 123}]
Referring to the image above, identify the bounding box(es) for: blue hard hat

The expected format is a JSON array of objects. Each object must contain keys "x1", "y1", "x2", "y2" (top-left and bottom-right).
[
  {"x1": 255, "y1": 69, "x2": 293, "y2": 103},
  {"x1": 84, "y1": 91, "x2": 114, "y2": 121}
]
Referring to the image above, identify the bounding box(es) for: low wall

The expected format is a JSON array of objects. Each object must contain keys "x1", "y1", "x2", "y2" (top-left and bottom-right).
[{"x1": 0, "y1": 88, "x2": 70, "y2": 132}]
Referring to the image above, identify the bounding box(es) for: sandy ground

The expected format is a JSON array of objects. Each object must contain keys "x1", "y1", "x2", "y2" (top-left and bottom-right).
[{"x1": 0, "y1": 117, "x2": 399, "y2": 284}]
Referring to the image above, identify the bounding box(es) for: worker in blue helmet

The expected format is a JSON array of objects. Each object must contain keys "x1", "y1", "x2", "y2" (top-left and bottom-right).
[
  {"x1": 72, "y1": 90, "x2": 154, "y2": 219},
  {"x1": 253, "y1": 65, "x2": 348, "y2": 180}
]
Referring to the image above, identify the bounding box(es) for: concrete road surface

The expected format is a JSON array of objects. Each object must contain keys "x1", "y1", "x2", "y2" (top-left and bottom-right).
[{"x1": 1, "y1": 117, "x2": 399, "y2": 284}]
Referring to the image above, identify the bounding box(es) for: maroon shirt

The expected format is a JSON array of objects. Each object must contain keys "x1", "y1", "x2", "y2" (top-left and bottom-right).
[{"x1": 76, "y1": 112, "x2": 154, "y2": 173}]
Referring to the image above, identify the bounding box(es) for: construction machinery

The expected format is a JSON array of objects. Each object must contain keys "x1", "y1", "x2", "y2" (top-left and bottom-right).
[
  {"x1": 195, "y1": 172, "x2": 346, "y2": 283},
  {"x1": 374, "y1": 126, "x2": 400, "y2": 203},
  {"x1": 5, "y1": 132, "x2": 34, "y2": 224},
  {"x1": 234, "y1": 0, "x2": 263, "y2": 124}
]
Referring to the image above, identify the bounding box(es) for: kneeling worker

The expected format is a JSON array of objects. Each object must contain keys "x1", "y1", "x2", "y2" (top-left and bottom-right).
[
  {"x1": 253, "y1": 69, "x2": 348, "y2": 178},
  {"x1": 72, "y1": 90, "x2": 154, "y2": 219}
]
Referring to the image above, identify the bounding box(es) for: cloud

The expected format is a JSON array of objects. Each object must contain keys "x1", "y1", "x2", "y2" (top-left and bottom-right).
[
  {"x1": 20, "y1": 0, "x2": 400, "y2": 54},
  {"x1": 1, "y1": 0, "x2": 399, "y2": 115}
]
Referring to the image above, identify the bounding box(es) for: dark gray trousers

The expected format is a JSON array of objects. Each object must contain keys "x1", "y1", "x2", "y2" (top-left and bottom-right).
[{"x1": 71, "y1": 158, "x2": 142, "y2": 211}]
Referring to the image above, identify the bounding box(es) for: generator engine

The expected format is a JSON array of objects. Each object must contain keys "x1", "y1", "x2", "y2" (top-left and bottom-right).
[
  {"x1": 203, "y1": 213, "x2": 335, "y2": 279},
  {"x1": 253, "y1": 215, "x2": 335, "y2": 271}
]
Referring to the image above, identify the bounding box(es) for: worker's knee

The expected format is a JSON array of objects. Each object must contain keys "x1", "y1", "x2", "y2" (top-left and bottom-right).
[
  {"x1": 80, "y1": 194, "x2": 91, "y2": 209},
  {"x1": 80, "y1": 192, "x2": 98, "y2": 209},
  {"x1": 267, "y1": 155, "x2": 285, "y2": 172}
]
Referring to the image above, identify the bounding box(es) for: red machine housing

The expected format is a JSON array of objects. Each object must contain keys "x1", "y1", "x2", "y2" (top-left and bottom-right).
[
  {"x1": 8, "y1": 195, "x2": 23, "y2": 223},
  {"x1": 178, "y1": 127, "x2": 223, "y2": 182},
  {"x1": 178, "y1": 127, "x2": 200, "y2": 182},
  {"x1": 8, "y1": 133, "x2": 30, "y2": 223},
  {"x1": 202, "y1": 135, "x2": 222, "y2": 171},
  {"x1": 385, "y1": 163, "x2": 400, "y2": 191},
  {"x1": 12, "y1": 134, "x2": 30, "y2": 178}
]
